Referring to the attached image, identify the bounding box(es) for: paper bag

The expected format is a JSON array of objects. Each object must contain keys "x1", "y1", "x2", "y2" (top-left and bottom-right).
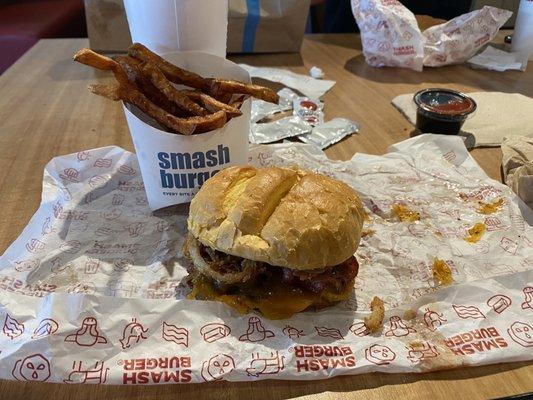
[
  {"x1": 227, "y1": 0, "x2": 310, "y2": 53},
  {"x1": 124, "y1": 51, "x2": 250, "y2": 210}
]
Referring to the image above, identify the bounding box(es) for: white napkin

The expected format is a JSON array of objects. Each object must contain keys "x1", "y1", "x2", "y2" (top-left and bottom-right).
[
  {"x1": 468, "y1": 46, "x2": 529, "y2": 72},
  {"x1": 392, "y1": 92, "x2": 533, "y2": 147}
]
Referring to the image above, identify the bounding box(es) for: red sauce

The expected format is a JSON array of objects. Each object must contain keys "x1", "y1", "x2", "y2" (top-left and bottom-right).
[{"x1": 425, "y1": 99, "x2": 474, "y2": 115}]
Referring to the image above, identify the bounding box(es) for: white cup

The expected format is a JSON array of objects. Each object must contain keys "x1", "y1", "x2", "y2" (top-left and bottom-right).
[
  {"x1": 123, "y1": 0, "x2": 228, "y2": 57},
  {"x1": 511, "y1": 0, "x2": 533, "y2": 60}
]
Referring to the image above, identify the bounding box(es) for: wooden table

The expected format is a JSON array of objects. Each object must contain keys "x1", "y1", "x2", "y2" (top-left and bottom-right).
[{"x1": 0, "y1": 35, "x2": 532, "y2": 400}]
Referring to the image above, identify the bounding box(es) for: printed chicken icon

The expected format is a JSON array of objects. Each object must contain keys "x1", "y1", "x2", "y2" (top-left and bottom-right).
[
  {"x1": 119, "y1": 318, "x2": 148, "y2": 349},
  {"x1": 423, "y1": 309, "x2": 447, "y2": 332}
]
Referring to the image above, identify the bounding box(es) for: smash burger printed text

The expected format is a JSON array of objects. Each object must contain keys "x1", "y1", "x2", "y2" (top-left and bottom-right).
[{"x1": 157, "y1": 144, "x2": 230, "y2": 192}]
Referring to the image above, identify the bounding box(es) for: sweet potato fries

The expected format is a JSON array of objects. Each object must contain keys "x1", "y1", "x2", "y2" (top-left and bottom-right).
[{"x1": 73, "y1": 43, "x2": 279, "y2": 135}]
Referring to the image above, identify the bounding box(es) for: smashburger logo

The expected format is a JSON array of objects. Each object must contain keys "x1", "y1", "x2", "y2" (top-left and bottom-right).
[
  {"x1": 120, "y1": 356, "x2": 191, "y2": 384},
  {"x1": 444, "y1": 327, "x2": 508, "y2": 356},
  {"x1": 293, "y1": 345, "x2": 355, "y2": 372}
]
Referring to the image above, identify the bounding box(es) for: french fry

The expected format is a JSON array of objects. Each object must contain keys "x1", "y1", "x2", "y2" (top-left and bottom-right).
[
  {"x1": 76, "y1": 43, "x2": 276, "y2": 135},
  {"x1": 114, "y1": 55, "x2": 188, "y2": 117},
  {"x1": 128, "y1": 42, "x2": 278, "y2": 104},
  {"x1": 74, "y1": 49, "x2": 130, "y2": 86},
  {"x1": 128, "y1": 43, "x2": 209, "y2": 91},
  {"x1": 209, "y1": 79, "x2": 279, "y2": 104},
  {"x1": 88, "y1": 84, "x2": 227, "y2": 135},
  {"x1": 182, "y1": 90, "x2": 242, "y2": 118},
  {"x1": 140, "y1": 62, "x2": 209, "y2": 116}
]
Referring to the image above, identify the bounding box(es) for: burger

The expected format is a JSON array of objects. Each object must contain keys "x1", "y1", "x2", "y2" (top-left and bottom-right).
[{"x1": 183, "y1": 165, "x2": 365, "y2": 319}]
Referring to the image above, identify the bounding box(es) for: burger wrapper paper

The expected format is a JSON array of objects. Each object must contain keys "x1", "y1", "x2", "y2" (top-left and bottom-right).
[
  {"x1": 0, "y1": 134, "x2": 532, "y2": 384},
  {"x1": 350, "y1": 2, "x2": 512, "y2": 71}
]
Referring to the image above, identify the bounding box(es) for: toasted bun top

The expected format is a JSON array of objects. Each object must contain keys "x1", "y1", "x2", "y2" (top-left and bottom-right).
[{"x1": 187, "y1": 165, "x2": 364, "y2": 270}]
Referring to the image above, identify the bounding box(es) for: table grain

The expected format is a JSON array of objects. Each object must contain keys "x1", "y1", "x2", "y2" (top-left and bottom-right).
[{"x1": 0, "y1": 35, "x2": 531, "y2": 400}]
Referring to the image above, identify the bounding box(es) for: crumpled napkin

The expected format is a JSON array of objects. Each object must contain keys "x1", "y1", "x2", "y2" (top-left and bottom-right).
[
  {"x1": 351, "y1": 1, "x2": 512, "y2": 71},
  {"x1": 468, "y1": 46, "x2": 529, "y2": 72},
  {"x1": 502, "y1": 135, "x2": 533, "y2": 209}
]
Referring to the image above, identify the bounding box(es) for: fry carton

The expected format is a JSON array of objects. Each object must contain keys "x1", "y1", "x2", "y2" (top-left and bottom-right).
[{"x1": 123, "y1": 51, "x2": 250, "y2": 210}]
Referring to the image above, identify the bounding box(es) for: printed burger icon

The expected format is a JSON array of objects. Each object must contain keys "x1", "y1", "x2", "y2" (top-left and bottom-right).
[{"x1": 200, "y1": 323, "x2": 231, "y2": 343}]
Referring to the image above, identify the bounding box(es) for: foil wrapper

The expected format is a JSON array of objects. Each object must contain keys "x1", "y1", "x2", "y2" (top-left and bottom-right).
[
  {"x1": 298, "y1": 118, "x2": 359, "y2": 149},
  {"x1": 251, "y1": 99, "x2": 288, "y2": 123},
  {"x1": 278, "y1": 87, "x2": 300, "y2": 109},
  {"x1": 249, "y1": 116, "x2": 312, "y2": 144},
  {"x1": 293, "y1": 97, "x2": 325, "y2": 126}
]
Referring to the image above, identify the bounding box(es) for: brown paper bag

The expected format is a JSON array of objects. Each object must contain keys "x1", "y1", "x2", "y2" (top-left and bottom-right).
[
  {"x1": 227, "y1": 0, "x2": 310, "y2": 53},
  {"x1": 85, "y1": 0, "x2": 309, "y2": 53}
]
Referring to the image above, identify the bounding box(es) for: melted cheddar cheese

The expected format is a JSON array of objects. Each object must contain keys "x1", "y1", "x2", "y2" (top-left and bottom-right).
[
  {"x1": 476, "y1": 198, "x2": 504, "y2": 214},
  {"x1": 392, "y1": 204, "x2": 420, "y2": 222},
  {"x1": 188, "y1": 274, "x2": 353, "y2": 320},
  {"x1": 464, "y1": 222, "x2": 486, "y2": 243}
]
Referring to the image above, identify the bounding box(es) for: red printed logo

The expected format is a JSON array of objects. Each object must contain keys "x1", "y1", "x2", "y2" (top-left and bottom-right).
[
  {"x1": 25, "y1": 238, "x2": 45, "y2": 254},
  {"x1": 423, "y1": 309, "x2": 447, "y2": 332},
  {"x1": 487, "y1": 294, "x2": 512, "y2": 314},
  {"x1": 282, "y1": 325, "x2": 305, "y2": 339},
  {"x1": 65, "y1": 317, "x2": 108, "y2": 346},
  {"x1": 239, "y1": 317, "x2": 275, "y2": 342},
  {"x1": 102, "y1": 207, "x2": 122, "y2": 220},
  {"x1": 162, "y1": 322, "x2": 188, "y2": 347},
  {"x1": 41, "y1": 217, "x2": 54, "y2": 235},
  {"x1": 365, "y1": 344, "x2": 396, "y2": 365},
  {"x1": 14, "y1": 259, "x2": 40, "y2": 272},
  {"x1": 66, "y1": 282, "x2": 95, "y2": 294},
  {"x1": 315, "y1": 326, "x2": 344, "y2": 340},
  {"x1": 507, "y1": 321, "x2": 533, "y2": 347},
  {"x1": 201, "y1": 354, "x2": 235, "y2": 382},
  {"x1": 384, "y1": 316, "x2": 416, "y2": 337},
  {"x1": 499, "y1": 237, "x2": 518, "y2": 254},
  {"x1": 89, "y1": 175, "x2": 109, "y2": 189},
  {"x1": 453, "y1": 305, "x2": 485, "y2": 319},
  {"x1": 112, "y1": 193, "x2": 125, "y2": 205},
  {"x1": 59, "y1": 168, "x2": 80, "y2": 183},
  {"x1": 246, "y1": 351, "x2": 285, "y2": 377},
  {"x1": 12, "y1": 354, "x2": 51, "y2": 382},
  {"x1": 85, "y1": 257, "x2": 100, "y2": 274},
  {"x1": 32, "y1": 318, "x2": 59, "y2": 339},
  {"x1": 118, "y1": 164, "x2": 136, "y2": 175},
  {"x1": 125, "y1": 222, "x2": 145, "y2": 237},
  {"x1": 3, "y1": 314, "x2": 24, "y2": 339},
  {"x1": 113, "y1": 258, "x2": 132, "y2": 273},
  {"x1": 120, "y1": 318, "x2": 148, "y2": 349},
  {"x1": 349, "y1": 322, "x2": 369, "y2": 337},
  {"x1": 76, "y1": 151, "x2": 91, "y2": 161},
  {"x1": 59, "y1": 240, "x2": 82, "y2": 254},
  {"x1": 521, "y1": 287, "x2": 533, "y2": 310},
  {"x1": 406, "y1": 341, "x2": 439, "y2": 363},
  {"x1": 63, "y1": 361, "x2": 109, "y2": 384},
  {"x1": 200, "y1": 323, "x2": 231, "y2": 343},
  {"x1": 93, "y1": 158, "x2": 112, "y2": 168}
]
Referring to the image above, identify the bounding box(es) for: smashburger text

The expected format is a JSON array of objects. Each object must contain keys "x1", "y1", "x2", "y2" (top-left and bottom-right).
[
  {"x1": 294, "y1": 345, "x2": 355, "y2": 372},
  {"x1": 121, "y1": 356, "x2": 191, "y2": 384}
]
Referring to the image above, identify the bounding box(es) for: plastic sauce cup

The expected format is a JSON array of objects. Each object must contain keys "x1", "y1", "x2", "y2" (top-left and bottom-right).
[{"x1": 413, "y1": 89, "x2": 477, "y2": 135}]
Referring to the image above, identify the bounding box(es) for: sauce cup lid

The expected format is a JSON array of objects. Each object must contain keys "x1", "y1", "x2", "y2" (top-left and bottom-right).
[{"x1": 414, "y1": 88, "x2": 477, "y2": 120}]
